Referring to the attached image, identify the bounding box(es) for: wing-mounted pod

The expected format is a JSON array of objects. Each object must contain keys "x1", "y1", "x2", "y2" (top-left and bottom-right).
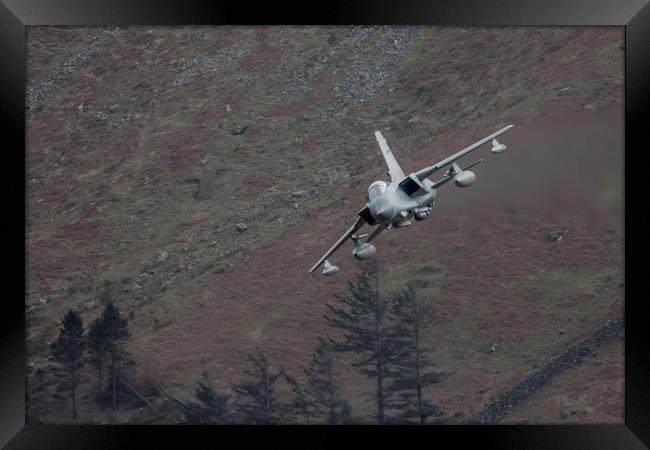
[
  {"x1": 491, "y1": 139, "x2": 507, "y2": 154},
  {"x1": 351, "y1": 234, "x2": 376, "y2": 260},
  {"x1": 322, "y1": 260, "x2": 339, "y2": 276},
  {"x1": 431, "y1": 159, "x2": 484, "y2": 189},
  {"x1": 450, "y1": 162, "x2": 476, "y2": 187}
]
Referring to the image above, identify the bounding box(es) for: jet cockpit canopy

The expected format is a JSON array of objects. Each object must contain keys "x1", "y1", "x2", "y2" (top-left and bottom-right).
[{"x1": 368, "y1": 180, "x2": 387, "y2": 200}]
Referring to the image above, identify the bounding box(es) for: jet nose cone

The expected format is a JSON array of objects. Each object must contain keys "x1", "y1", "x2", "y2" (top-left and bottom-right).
[
  {"x1": 371, "y1": 198, "x2": 396, "y2": 223},
  {"x1": 375, "y1": 207, "x2": 393, "y2": 221}
]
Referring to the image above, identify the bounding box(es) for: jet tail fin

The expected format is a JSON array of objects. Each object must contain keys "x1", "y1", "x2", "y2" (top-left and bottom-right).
[{"x1": 375, "y1": 131, "x2": 406, "y2": 183}]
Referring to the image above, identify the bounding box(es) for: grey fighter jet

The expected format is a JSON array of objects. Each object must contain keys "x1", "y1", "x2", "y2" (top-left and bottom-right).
[{"x1": 308, "y1": 125, "x2": 514, "y2": 275}]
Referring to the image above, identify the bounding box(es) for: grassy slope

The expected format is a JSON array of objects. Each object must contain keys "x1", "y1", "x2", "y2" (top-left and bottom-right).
[
  {"x1": 505, "y1": 336, "x2": 624, "y2": 424},
  {"x1": 26, "y1": 26, "x2": 623, "y2": 423}
]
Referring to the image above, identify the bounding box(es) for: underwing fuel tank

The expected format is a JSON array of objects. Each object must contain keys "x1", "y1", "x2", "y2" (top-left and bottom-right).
[
  {"x1": 322, "y1": 260, "x2": 339, "y2": 276},
  {"x1": 352, "y1": 242, "x2": 376, "y2": 260},
  {"x1": 454, "y1": 170, "x2": 476, "y2": 187}
]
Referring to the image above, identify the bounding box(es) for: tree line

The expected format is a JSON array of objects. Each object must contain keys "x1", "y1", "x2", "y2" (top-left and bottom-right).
[
  {"x1": 49, "y1": 260, "x2": 446, "y2": 424},
  {"x1": 51, "y1": 300, "x2": 129, "y2": 418}
]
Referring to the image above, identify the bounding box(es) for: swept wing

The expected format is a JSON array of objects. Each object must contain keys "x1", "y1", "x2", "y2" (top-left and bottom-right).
[
  {"x1": 414, "y1": 125, "x2": 513, "y2": 181},
  {"x1": 308, "y1": 217, "x2": 365, "y2": 274}
]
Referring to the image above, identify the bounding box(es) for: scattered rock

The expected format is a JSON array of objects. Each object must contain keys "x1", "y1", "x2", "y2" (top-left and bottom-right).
[
  {"x1": 173, "y1": 41, "x2": 252, "y2": 87},
  {"x1": 232, "y1": 126, "x2": 248, "y2": 136},
  {"x1": 547, "y1": 228, "x2": 567, "y2": 242},
  {"x1": 93, "y1": 112, "x2": 107, "y2": 123},
  {"x1": 320, "y1": 26, "x2": 422, "y2": 122},
  {"x1": 157, "y1": 251, "x2": 169, "y2": 263},
  {"x1": 234, "y1": 223, "x2": 248, "y2": 233},
  {"x1": 26, "y1": 28, "x2": 121, "y2": 112},
  {"x1": 79, "y1": 300, "x2": 96, "y2": 311},
  {"x1": 291, "y1": 190, "x2": 309, "y2": 199},
  {"x1": 135, "y1": 272, "x2": 149, "y2": 287}
]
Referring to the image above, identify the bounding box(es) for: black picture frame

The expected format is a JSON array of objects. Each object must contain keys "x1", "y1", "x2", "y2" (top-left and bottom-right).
[{"x1": 2, "y1": 0, "x2": 648, "y2": 448}]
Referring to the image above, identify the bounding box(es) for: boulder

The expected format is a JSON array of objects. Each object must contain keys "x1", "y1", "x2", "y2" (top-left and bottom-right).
[{"x1": 232, "y1": 126, "x2": 248, "y2": 136}]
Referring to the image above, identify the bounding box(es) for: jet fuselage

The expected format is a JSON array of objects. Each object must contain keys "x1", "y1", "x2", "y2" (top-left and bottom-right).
[{"x1": 366, "y1": 179, "x2": 437, "y2": 226}]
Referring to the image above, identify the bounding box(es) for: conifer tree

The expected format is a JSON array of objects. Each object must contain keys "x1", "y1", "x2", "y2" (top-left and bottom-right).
[
  {"x1": 303, "y1": 340, "x2": 351, "y2": 424},
  {"x1": 87, "y1": 302, "x2": 129, "y2": 409},
  {"x1": 184, "y1": 371, "x2": 230, "y2": 424},
  {"x1": 103, "y1": 302, "x2": 129, "y2": 410},
  {"x1": 385, "y1": 283, "x2": 445, "y2": 424},
  {"x1": 230, "y1": 352, "x2": 286, "y2": 424},
  {"x1": 87, "y1": 316, "x2": 108, "y2": 399},
  {"x1": 324, "y1": 259, "x2": 392, "y2": 424},
  {"x1": 51, "y1": 309, "x2": 85, "y2": 419},
  {"x1": 284, "y1": 372, "x2": 312, "y2": 424}
]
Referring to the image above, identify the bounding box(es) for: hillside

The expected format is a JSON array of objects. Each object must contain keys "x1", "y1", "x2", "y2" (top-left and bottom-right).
[{"x1": 25, "y1": 26, "x2": 624, "y2": 424}]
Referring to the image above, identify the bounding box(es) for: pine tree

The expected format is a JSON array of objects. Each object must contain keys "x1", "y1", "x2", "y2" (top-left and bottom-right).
[
  {"x1": 385, "y1": 283, "x2": 445, "y2": 424},
  {"x1": 283, "y1": 372, "x2": 312, "y2": 424},
  {"x1": 87, "y1": 302, "x2": 129, "y2": 409},
  {"x1": 184, "y1": 371, "x2": 230, "y2": 424},
  {"x1": 324, "y1": 259, "x2": 392, "y2": 424},
  {"x1": 230, "y1": 352, "x2": 286, "y2": 424},
  {"x1": 303, "y1": 340, "x2": 352, "y2": 424},
  {"x1": 51, "y1": 309, "x2": 85, "y2": 419},
  {"x1": 87, "y1": 316, "x2": 108, "y2": 400}
]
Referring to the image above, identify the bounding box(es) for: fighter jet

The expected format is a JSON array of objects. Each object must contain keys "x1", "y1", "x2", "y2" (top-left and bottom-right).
[{"x1": 308, "y1": 125, "x2": 514, "y2": 275}]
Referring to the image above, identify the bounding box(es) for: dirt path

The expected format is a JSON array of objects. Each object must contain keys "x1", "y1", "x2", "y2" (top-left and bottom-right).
[{"x1": 466, "y1": 313, "x2": 624, "y2": 424}]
